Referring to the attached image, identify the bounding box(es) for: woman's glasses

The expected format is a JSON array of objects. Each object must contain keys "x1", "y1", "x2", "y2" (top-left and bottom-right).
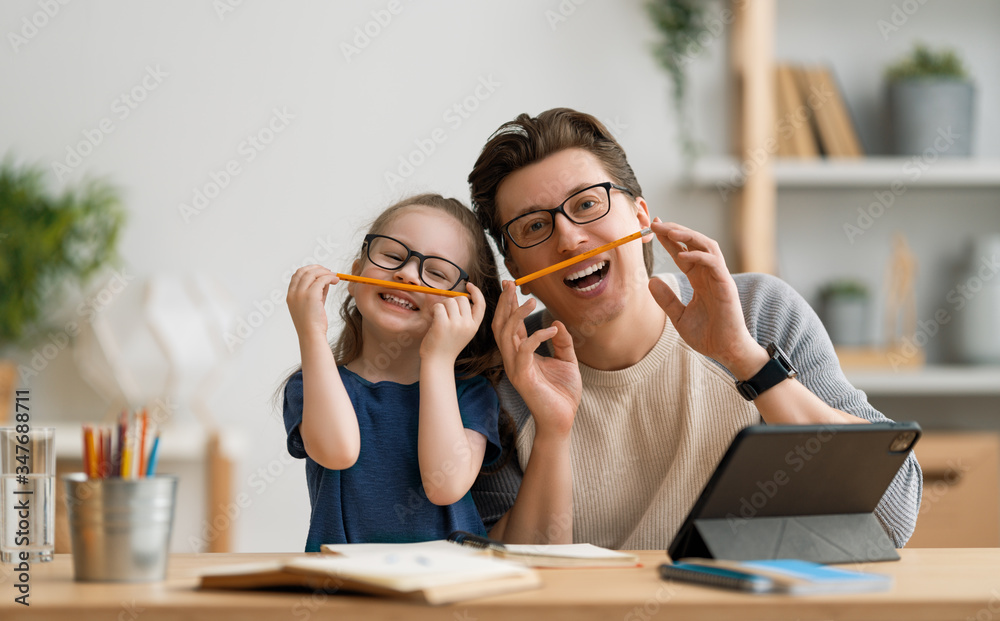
[{"x1": 500, "y1": 181, "x2": 634, "y2": 250}]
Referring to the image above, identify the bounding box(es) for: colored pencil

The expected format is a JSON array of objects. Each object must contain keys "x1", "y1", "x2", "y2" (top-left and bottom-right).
[
  {"x1": 145, "y1": 432, "x2": 161, "y2": 477},
  {"x1": 103, "y1": 428, "x2": 112, "y2": 479},
  {"x1": 514, "y1": 227, "x2": 653, "y2": 286},
  {"x1": 335, "y1": 273, "x2": 469, "y2": 298},
  {"x1": 138, "y1": 409, "x2": 148, "y2": 478},
  {"x1": 82, "y1": 425, "x2": 94, "y2": 478}
]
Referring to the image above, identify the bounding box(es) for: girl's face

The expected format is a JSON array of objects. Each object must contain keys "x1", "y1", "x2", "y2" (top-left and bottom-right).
[{"x1": 349, "y1": 206, "x2": 474, "y2": 341}]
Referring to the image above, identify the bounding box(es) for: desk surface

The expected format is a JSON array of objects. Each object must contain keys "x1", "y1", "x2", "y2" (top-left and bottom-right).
[{"x1": 2, "y1": 549, "x2": 999, "y2": 621}]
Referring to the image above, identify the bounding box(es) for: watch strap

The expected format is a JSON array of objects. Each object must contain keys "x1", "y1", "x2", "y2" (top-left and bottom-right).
[{"x1": 735, "y1": 344, "x2": 797, "y2": 401}]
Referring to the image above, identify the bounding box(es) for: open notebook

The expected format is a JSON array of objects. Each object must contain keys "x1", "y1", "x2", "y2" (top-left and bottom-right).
[
  {"x1": 198, "y1": 542, "x2": 540, "y2": 605},
  {"x1": 323, "y1": 536, "x2": 640, "y2": 568}
]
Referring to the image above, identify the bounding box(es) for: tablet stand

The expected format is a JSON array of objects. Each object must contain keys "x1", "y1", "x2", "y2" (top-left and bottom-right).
[{"x1": 675, "y1": 513, "x2": 899, "y2": 564}]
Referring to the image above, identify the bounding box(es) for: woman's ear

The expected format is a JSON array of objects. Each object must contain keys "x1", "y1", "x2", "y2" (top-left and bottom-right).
[
  {"x1": 504, "y1": 258, "x2": 532, "y2": 296},
  {"x1": 504, "y1": 257, "x2": 521, "y2": 279},
  {"x1": 634, "y1": 196, "x2": 651, "y2": 229}
]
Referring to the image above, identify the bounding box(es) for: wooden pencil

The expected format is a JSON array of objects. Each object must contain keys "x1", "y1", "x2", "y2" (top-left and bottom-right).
[
  {"x1": 335, "y1": 273, "x2": 469, "y2": 298},
  {"x1": 514, "y1": 228, "x2": 652, "y2": 286}
]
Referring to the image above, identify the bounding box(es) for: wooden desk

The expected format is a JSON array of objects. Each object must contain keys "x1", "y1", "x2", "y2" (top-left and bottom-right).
[{"x1": 2, "y1": 549, "x2": 999, "y2": 621}]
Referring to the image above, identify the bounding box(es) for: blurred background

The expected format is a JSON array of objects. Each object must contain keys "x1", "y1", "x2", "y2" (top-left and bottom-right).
[{"x1": 1, "y1": 0, "x2": 998, "y2": 552}]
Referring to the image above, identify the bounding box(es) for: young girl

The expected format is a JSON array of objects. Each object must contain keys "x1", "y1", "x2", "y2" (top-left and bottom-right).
[{"x1": 281, "y1": 194, "x2": 506, "y2": 550}]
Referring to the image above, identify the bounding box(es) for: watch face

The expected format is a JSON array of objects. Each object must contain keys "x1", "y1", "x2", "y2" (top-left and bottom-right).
[{"x1": 767, "y1": 342, "x2": 798, "y2": 378}]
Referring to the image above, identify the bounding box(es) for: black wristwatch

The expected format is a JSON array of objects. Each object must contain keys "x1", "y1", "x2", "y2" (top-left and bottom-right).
[{"x1": 735, "y1": 342, "x2": 798, "y2": 401}]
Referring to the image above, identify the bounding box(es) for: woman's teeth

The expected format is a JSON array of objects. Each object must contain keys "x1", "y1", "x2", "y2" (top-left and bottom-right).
[
  {"x1": 380, "y1": 293, "x2": 417, "y2": 310},
  {"x1": 564, "y1": 260, "x2": 608, "y2": 292},
  {"x1": 565, "y1": 261, "x2": 606, "y2": 282}
]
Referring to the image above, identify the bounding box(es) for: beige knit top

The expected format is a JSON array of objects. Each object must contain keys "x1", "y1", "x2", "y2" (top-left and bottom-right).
[{"x1": 514, "y1": 276, "x2": 762, "y2": 548}]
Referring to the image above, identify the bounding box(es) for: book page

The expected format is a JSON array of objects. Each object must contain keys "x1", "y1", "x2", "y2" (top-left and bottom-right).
[
  {"x1": 288, "y1": 548, "x2": 532, "y2": 592},
  {"x1": 504, "y1": 543, "x2": 636, "y2": 560}
]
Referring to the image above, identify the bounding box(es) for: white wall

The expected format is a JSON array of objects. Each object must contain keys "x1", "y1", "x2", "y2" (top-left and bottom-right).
[{"x1": 1, "y1": 1, "x2": 996, "y2": 552}]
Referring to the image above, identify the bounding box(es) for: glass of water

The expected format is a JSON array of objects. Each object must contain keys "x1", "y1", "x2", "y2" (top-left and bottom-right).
[{"x1": 1, "y1": 427, "x2": 55, "y2": 563}]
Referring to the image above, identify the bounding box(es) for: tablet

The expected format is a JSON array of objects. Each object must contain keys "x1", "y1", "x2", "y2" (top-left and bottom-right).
[{"x1": 667, "y1": 422, "x2": 921, "y2": 563}]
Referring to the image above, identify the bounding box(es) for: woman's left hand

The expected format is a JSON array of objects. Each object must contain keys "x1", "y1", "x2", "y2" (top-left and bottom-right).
[
  {"x1": 647, "y1": 219, "x2": 768, "y2": 379},
  {"x1": 419, "y1": 282, "x2": 486, "y2": 363}
]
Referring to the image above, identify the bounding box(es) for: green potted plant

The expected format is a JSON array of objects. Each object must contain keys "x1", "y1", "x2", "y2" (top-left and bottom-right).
[
  {"x1": 646, "y1": 0, "x2": 707, "y2": 163},
  {"x1": 886, "y1": 43, "x2": 975, "y2": 156},
  {"x1": 0, "y1": 157, "x2": 126, "y2": 420},
  {"x1": 819, "y1": 279, "x2": 870, "y2": 347}
]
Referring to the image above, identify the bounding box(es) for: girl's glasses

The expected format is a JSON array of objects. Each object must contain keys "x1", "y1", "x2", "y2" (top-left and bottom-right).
[{"x1": 363, "y1": 234, "x2": 469, "y2": 291}]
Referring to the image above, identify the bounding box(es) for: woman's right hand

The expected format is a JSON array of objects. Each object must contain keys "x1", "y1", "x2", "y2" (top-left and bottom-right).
[
  {"x1": 287, "y1": 265, "x2": 339, "y2": 341},
  {"x1": 492, "y1": 280, "x2": 581, "y2": 438}
]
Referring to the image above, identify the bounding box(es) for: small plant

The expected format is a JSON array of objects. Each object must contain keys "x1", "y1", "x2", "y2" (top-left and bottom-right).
[
  {"x1": 0, "y1": 157, "x2": 126, "y2": 346},
  {"x1": 646, "y1": 0, "x2": 708, "y2": 162},
  {"x1": 820, "y1": 279, "x2": 869, "y2": 300},
  {"x1": 886, "y1": 43, "x2": 968, "y2": 81}
]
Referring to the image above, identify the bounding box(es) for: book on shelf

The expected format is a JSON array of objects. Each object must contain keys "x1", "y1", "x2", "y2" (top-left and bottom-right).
[
  {"x1": 793, "y1": 64, "x2": 864, "y2": 158},
  {"x1": 322, "y1": 533, "x2": 641, "y2": 569},
  {"x1": 660, "y1": 558, "x2": 892, "y2": 595},
  {"x1": 774, "y1": 63, "x2": 819, "y2": 158},
  {"x1": 197, "y1": 541, "x2": 541, "y2": 605}
]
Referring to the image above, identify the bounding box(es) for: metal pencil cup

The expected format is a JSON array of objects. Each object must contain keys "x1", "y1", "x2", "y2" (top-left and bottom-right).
[{"x1": 62, "y1": 474, "x2": 178, "y2": 582}]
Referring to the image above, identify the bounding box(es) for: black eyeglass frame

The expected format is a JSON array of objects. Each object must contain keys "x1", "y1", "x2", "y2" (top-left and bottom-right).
[
  {"x1": 362, "y1": 234, "x2": 470, "y2": 291},
  {"x1": 499, "y1": 181, "x2": 635, "y2": 251}
]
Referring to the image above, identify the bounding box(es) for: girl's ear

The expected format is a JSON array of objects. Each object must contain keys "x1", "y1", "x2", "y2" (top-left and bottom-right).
[{"x1": 347, "y1": 259, "x2": 362, "y2": 297}]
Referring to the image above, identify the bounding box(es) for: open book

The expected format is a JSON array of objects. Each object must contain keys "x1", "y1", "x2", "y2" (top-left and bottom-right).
[
  {"x1": 321, "y1": 535, "x2": 640, "y2": 569},
  {"x1": 198, "y1": 542, "x2": 541, "y2": 605},
  {"x1": 447, "y1": 531, "x2": 640, "y2": 568}
]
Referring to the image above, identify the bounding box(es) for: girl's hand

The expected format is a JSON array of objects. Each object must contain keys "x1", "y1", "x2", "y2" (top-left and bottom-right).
[
  {"x1": 492, "y1": 281, "x2": 581, "y2": 438},
  {"x1": 419, "y1": 283, "x2": 486, "y2": 363},
  {"x1": 287, "y1": 265, "x2": 339, "y2": 342},
  {"x1": 647, "y1": 220, "x2": 768, "y2": 379}
]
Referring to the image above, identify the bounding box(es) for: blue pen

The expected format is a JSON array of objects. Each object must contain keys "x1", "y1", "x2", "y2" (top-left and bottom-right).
[{"x1": 145, "y1": 432, "x2": 161, "y2": 477}]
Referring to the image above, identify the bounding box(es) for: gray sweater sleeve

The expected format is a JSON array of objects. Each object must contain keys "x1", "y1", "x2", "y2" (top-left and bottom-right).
[{"x1": 677, "y1": 271, "x2": 923, "y2": 547}]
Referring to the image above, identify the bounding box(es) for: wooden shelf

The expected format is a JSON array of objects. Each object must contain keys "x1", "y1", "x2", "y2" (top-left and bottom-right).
[
  {"x1": 689, "y1": 156, "x2": 1000, "y2": 189},
  {"x1": 844, "y1": 365, "x2": 1000, "y2": 396}
]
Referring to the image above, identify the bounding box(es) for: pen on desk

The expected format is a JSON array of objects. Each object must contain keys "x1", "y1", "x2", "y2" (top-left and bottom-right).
[
  {"x1": 447, "y1": 530, "x2": 507, "y2": 555},
  {"x1": 335, "y1": 273, "x2": 470, "y2": 298},
  {"x1": 514, "y1": 228, "x2": 653, "y2": 286}
]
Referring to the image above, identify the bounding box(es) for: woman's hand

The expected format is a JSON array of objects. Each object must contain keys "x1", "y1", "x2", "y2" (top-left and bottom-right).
[
  {"x1": 493, "y1": 281, "x2": 581, "y2": 438},
  {"x1": 286, "y1": 265, "x2": 339, "y2": 343},
  {"x1": 647, "y1": 220, "x2": 768, "y2": 379},
  {"x1": 419, "y1": 283, "x2": 486, "y2": 363}
]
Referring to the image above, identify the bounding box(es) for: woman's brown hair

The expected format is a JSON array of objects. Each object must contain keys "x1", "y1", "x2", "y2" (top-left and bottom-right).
[{"x1": 468, "y1": 107, "x2": 653, "y2": 276}]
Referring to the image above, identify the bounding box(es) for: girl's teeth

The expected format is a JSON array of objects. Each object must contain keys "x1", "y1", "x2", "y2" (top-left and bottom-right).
[
  {"x1": 381, "y1": 294, "x2": 415, "y2": 310},
  {"x1": 566, "y1": 261, "x2": 606, "y2": 282}
]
